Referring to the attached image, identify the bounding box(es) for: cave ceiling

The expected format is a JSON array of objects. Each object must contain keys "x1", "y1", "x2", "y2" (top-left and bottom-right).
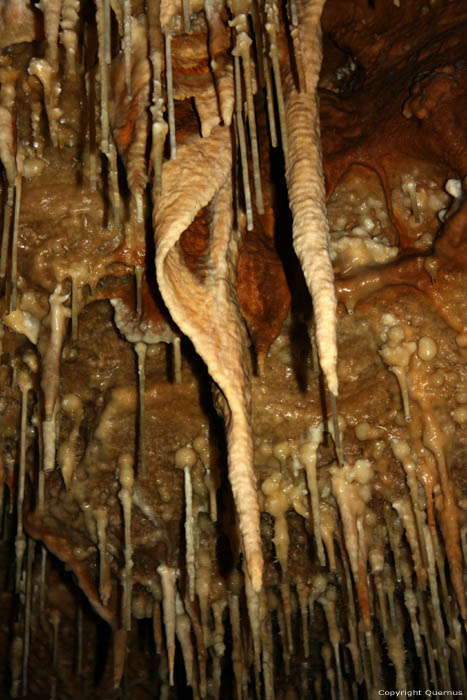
[{"x1": 0, "y1": 0, "x2": 467, "y2": 697}]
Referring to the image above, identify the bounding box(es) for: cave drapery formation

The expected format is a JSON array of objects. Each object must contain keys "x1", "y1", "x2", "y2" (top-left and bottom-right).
[{"x1": 1, "y1": 0, "x2": 467, "y2": 697}]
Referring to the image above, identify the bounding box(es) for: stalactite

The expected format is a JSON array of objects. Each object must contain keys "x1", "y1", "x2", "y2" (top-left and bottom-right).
[
  {"x1": 262, "y1": 472, "x2": 289, "y2": 574},
  {"x1": 28, "y1": 58, "x2": 62, "y2": 148},
  {"x1": 175, "y1": 446, "x2": 197, "y2": 601},
  {"x1": 282, "y1": 0, "x2": 338, "y2": 399},
  {"x1": 110, "y1": 15, "x2": 150, "y2": 224},
  {"x1": 423, "y1": 523, "x2": 450, "y2": 686},
  {"x1": 295, "y1": 578, "x2": 310, "y2": 658},
  {"x1": 415, "y1": 587, "x2": 438, "y2": 689},
  {"x1": 259, "y1": 590, "x2": 275, "y2": 700},
  {"x1": 10, "y1": 149, "x2": 24, "y2": 312},
  {"x1": 420, "y1": 400, "x2": 466, "y2": 618},
  {"x1": 204, "y1": 0, "x2": 234, "y2": 127},
  {"x1": 152, "y1": 595, "x2": 163, "y2": 655},
  {"x1": 0, "y1": 82, "x2": 16, "y2": 292},
  {"x1": 134, "y1": 342, "x2": 147, "y2": 475},
  {"x1": 96, "y1": 506, "x2": 110, "y2": 605},
  {"x1": 193, "y1": 434, "x2": 218, "y2": 522},
  {"x1": 175, "y1": 592, "x2": 195, "y2": 688},
  {"x1": 322, "y1": 642, "x2": 337, "y2": 700},
  {"x1": 370, "y1": 547, "x2": 389, "y2": 637},
  {"x1": 95, "y1": 0, "x2": 110, "y2": 154},
  {"x1": 184, "y1": 593, "x2": 208, "y2": 698},
  {"x1": 118, "y1": 453, "x2": 134, "y2": 630},
  {"x1": 329, "y1": 393, "x2": 344, "y2": 466},
  {"x1": 164, "y1": 31, "x2": 176, "y2": 160},
  {"x1": 108, "y1": 140, "x2": 121, "y2": 228},
  {"x1": 299, "y1": 423, "x2": 325, "y2": 565},
  {"x1": 57, "y1": 393, "x2": 83, "y2": 489},
  {"x1": 155, "y1": 132, "x2": 263, "y2": 591},
  {"x1": 319, "y1": 586, "x2": 344, "y2": 700},
  {"x1": 172, "y1": 336, "x2": 182, "y2": 384},
  {"x1": 15, "y1": 368, "x2": 31, "y2": 591},
  {"x1": 60, "y1": 0, "x2": 80, "y2": 76},
  {"x1": 40, "y1": 286, "x2": 70, "y2": 476},
  {"x1": 399, "y1": 550, "x2": 429, "y2": 686},
  {"x1": 228, "y1": 589, "x2": 245, "y2": 700},
  {"x1": 123, "y1": 0, "x2": 132, "y2": 98},
  {"x1": 385, "y1": 600, "x2": 407, "y2": 691},
  {"x1": 147, "y1": 0, "x2": 167, "y2": 199},
  {"x1": 230, "y1": 2, "x2": 264, "y2": 216},
  {"x1": 28, "y1": 76, "x2": 45, "y2": 157},
  {"x1": 280, "y1": 582, "x2": 293, "y2": 656},
  {"x1": 339, "y1": 551, "x2": 362, "y2": 685},
  {"x1": 392, "y1": 498, "x2": 426, "y2": 589},
  {"x1": 244, "y1": 565, "x2": 262, "y2": 698},
  {"x1": 40, "y1": 0, "x2": 62, "y2": 69},
  {"x1": 233, "y1": 55, "x2": 253, "y2": 230},
  {"x1": 264, "y1": 0, "x2": 289, "y2": 160},
  {"x1": 157, "y1": 564, "x2": 177, "y2": 686},
  {"x1": 196, "y1": 545, "x2": 212, "y2": 654},
  {"x1": 39, "y1": 545, "x2": 47, "y2": 616}
]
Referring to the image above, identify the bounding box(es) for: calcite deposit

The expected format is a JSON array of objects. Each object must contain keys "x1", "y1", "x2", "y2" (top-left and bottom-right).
[{"x1": 0, "y1": 0, "x2": 467, "y2": 698}]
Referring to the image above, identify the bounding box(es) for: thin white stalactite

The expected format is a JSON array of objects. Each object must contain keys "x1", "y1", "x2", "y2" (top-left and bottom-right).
[
  {"x1": 172, "y1": 337, "x2": 182, "y2": 384},
  {"x1": 164, "y1": 32, "x2": 176, "y2": 160},
  {"x1": 299, "y1": 423, "x2": 325, "y2": 565},
  {"x1": 118, "y1": 454, "x2": 134, "y2": 631},
  {"x1": 71, "y1": 276, "x2": 78, "y2": 341},
  {"x1": 329, "y1": 393, "x2": 344, "y2": 465},
  {"x1": 95, "y1": 0, "x2": 110, "y2": 154},
  {"x1": 230, "y1": 11, "x2": 264, "y2": 214},
  {"x1": 135, "y1": 265, "x2": 143, "y2": 316},
  {"x1": 175, "y1": 448, "x2": 197, "y2": 602},
  {"x1": 135, "y1": 342, "x2": 147, "y2": 476},
  {"x1": 123, "y1": 0, "x2": 132, "y2": 98},
  {"x1": 288, "y1": 0, "x2": 306, "y2": 92},
  {"x1": 264, "y1": 0, "x2": 288, "y2": 161},
  {"x1": 96, "y1": 507, "x2": 110, "y2": 605},
  {"x1": 39, "y1": 545, "x2": 47, "y2": 616},
  {"x1": 10, "y1": 150, "x2": 24, "y2": 313},
  {"x1": 108, "y1": 140, "x2": 121, "y2": 228},
  {"x1": 15, "y1": 371, "x2": 30, "y2": 592},
  {"x1": 233, "y1": 56, "x2": 253, "y2": 231},
  {"x1": 147, "y1": 0, "x2": 167, "y2": 199},
  {"x1": 262, "y1": 42, "x2": 278, "y2": 148}
]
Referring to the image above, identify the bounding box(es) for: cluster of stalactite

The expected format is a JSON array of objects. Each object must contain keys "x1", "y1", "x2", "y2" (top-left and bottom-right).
[
  {"x1": 0, "y1": 0, "x2": 342, "y2": 596},
  {"x1": 1, "y1": 0, "x2": 467, "y2": 697}
]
